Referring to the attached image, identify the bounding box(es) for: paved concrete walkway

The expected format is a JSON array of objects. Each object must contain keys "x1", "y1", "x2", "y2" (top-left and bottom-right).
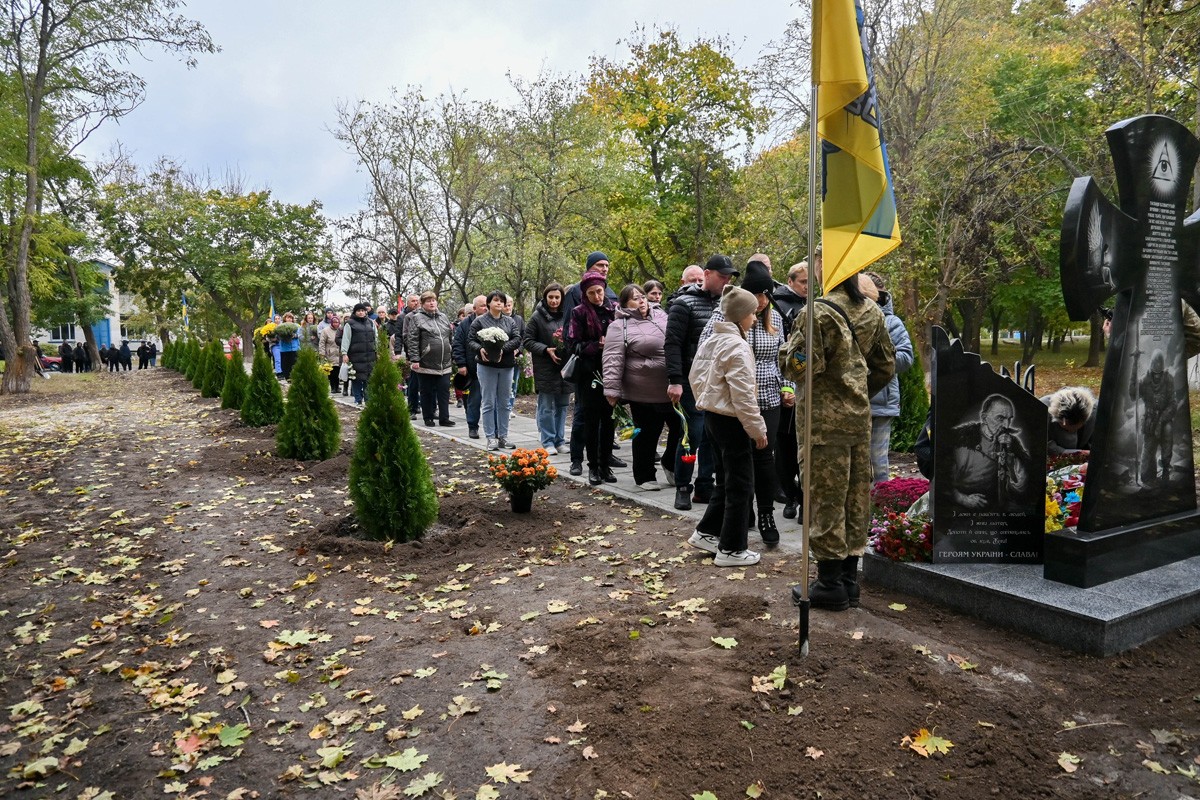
[{"x1": 331, "y1": 388, "x2": 806, "y2": 556}]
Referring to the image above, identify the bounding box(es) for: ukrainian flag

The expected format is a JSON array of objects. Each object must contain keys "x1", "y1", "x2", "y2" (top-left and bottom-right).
[
  {"x1": 269, "y1": 293, "x2": 276, "y2": 320},
  {"x1": 181, "y1": 291, "x2": 189, "y2": 330},
  {"x1": 815, "y1": 0, "x2": 901, "y2": 293}
]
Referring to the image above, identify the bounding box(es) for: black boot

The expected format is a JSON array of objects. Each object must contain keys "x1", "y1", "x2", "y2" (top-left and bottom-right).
[
  {"x1": 782, "y1": 499, "x2": 798, "y2": 520},
  {"x1": 674, "y1": 485, "x2": 693, "y2": 511},
  {"x1": 810, "y1": 560, "x2": 850, "y2": 611},
  {"x1": 588, "y1": 468, "x2": 602, "y2": 486},
  {"x1": 758, "y1": 509, "x2": 779, "y2": 545},
  {"x1": 842, "y1": 555, "x2": 861, "y2": 608}
]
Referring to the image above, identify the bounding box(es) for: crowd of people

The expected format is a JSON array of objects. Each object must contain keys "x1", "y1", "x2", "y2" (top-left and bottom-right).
[{"x1": 48, "y1": 339, "x2": 158, "y2": 373}]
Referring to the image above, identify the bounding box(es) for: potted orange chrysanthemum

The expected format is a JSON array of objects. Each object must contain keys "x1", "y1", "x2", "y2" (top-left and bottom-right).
[{"x1": 487, "y1": 447, "x2": 558, "y2": 512}]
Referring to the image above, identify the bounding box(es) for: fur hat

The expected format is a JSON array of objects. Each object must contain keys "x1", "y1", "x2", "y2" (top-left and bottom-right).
[
  {"x1": 720, "y1": 285, "x2": 758, "y2": 323},
  {"x1": 740, "y1": 259, "x2": 774, "y2": 295},
  {"x1": 1048, "y1": 387, "x2": 1095, "y2": 426},
  {"x1": 580, "y1": 271, "x2": 607, "y2": 292},
  {"x1": 585, "y1": 251, "x2": 610, "y2": 270}
]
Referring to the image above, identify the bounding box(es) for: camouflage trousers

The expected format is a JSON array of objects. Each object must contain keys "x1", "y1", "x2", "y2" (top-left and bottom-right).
[{"x1": 803, "y1": 442, "x2": 872, "y2": 561}]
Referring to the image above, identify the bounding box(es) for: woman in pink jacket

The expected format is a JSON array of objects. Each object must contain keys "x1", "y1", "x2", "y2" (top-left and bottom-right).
[
  {"x1": 603, "y1": 284, "x2": 682, "y2": 490},
  {"x1": 686, "y1": 285, "x2": 769, "y2": 567}
]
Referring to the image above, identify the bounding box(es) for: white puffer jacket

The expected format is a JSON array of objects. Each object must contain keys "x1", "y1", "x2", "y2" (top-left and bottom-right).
[{"x1": 688, "y1": 319, "x2": 767, "y2": 441}]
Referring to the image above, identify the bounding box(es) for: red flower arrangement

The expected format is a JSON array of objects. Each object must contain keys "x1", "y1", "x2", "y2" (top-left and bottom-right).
[
  {"x1": 870, "y1": 477, "x2": 930, "y2": 515},
  {"x1": 869, "y1": 512, "x2": 933, "y2": 563}
]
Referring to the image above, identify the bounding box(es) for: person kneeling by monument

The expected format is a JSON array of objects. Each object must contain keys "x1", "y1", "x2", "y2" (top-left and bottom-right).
[{"x1": 1042, "y1": 387, "x2": 1096, "y2": 457}]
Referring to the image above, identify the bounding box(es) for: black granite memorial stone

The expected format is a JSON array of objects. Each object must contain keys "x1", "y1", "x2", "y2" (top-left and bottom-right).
[
  {"x1": 1051, "y1": 114, "x2": 1200, "y2": 587},
  {"x1": 931, "y1": 327, "x2": 1048, "y2": 564}
]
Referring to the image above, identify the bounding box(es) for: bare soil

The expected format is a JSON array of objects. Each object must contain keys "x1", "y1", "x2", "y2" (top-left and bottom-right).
[{"x1": 1, "y1": 370, "x2": 1198, "y2": 800}]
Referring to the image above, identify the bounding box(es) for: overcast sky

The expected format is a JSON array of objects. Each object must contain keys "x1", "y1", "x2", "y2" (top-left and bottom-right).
[{"x1": 80, "y1": 0, "x2": 799, "y2": 221}]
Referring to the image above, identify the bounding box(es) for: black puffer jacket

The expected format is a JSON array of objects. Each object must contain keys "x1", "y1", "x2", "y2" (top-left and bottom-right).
[
  {"x1": 771, "y1": 282, "x2": 806, "y2": 338},
  {"x1": 342, "y1": 315, "x2": 377, "y2": 377},
  {"x1": 523, "y1": 302, "x2": 572, "y2": 396},
  {"x1": 664, "y1": 285, "x2": 720, "y2": 386}
]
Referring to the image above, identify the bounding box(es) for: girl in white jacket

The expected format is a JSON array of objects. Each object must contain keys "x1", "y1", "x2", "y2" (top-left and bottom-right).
[{"x1": 686, "y1": 285, "x2": 770, "y2": 566}]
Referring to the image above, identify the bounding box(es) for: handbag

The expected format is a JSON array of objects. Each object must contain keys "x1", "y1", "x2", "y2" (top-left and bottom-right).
[
  {"x1": 339, "y1": 363, "x2": 350, "y2": 382},
  {"x1": 560, "y1": 354, "x2": 579, "y2": 381}
]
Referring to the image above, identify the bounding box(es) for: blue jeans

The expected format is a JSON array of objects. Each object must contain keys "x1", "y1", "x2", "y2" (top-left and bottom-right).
[
  {"x1": 478, "y1": 365, "x2": 513, "y2": 439},
  {"x1": 536, "y1": 391, "x2": 572, "y2": 448},
  {"x1": 674, "y1": 383, "x2": 714, "y2": 493},
  {"x1": 509, "y1": 367, "x2": 519, "y2": 413},
  {"x1": 351, "y1": 378, "x2": 368, "y2": 405}
]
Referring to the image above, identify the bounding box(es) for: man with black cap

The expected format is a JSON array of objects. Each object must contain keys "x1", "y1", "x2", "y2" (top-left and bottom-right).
[
  {"x1": 665, "y1": 254, "x2": 738, "y2": 509},
  {"x1": 562, "y1": 251, "x2": 622, "y2": 476}
]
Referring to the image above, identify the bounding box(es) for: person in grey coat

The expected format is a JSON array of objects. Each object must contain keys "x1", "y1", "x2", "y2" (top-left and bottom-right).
[
  {"x1": 861, "y1": 272, "x2": 915, "y2": 483},
  {"x1": 405, "y1": 291, "x2": 456, "y2": 428},
  {"x1": 523, "y1": 282, "x2": 573, "y2": 453}
]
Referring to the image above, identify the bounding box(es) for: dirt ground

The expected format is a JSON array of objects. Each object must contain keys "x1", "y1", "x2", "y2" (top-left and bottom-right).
[{"x1": 2, "y1": 370, "x2": 1199, "y2": 800}]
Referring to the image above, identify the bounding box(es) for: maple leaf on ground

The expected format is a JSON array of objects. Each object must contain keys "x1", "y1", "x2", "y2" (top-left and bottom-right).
[
  {"x1": 903, "y1": 728, "x2": 954, "y2": 757},
  {"x1": 485, "y1": 761, "x2": 532, "y2": 783},
  {"x1": 1058, "y1": 752, "x2": 1081, "y2": 773},
  {"x1": 381, "y1": 748, "x2": 427, "y2": 772},
  {"x1": 711, "y1": 636, "x2": 737, "y2": 649},
  {"x1": 403, "y1": 771, "x2": 444, "y2": 797},
  {"x1": 566, "y1": 719, "x2": 588, "y2": 733},
  {"x1": 447, "y1": 696, "x2": 481, "y2": 718},
  {"x1": 581, "y1": 745, "x2": 598, "y2": 760},
  {"x1": 218, "y1": 723, "x2": 251, "y2": 747},
  {"x1": 356, "y1": 780, "x2": 404, "y2": 800},
  {"x1": 805, "y1": 746, "x2": 823, "y2": 759},
  {"x1": 747, "y1": 781, "x2": 766, "y2": 798},
  {"x1": 476, "y1": 786, "x2": 501, "y2": 800}
]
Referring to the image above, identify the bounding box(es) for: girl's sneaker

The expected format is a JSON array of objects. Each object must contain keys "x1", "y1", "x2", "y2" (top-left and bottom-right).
[
  {"x1": 686, "y1": 530, "x2": 719, "y2": 554},
  {"x1": 714, "y1": 549, "x2": 760, "y2": 567}
]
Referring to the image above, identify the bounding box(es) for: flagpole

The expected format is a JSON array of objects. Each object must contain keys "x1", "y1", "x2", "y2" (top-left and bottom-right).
[{"x1": 797, "y1": 0, "x2": 823, "y2": 659}]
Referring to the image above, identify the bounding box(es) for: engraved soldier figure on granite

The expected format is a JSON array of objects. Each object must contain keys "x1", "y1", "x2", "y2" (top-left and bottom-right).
[{"x1": 1130, "y1": 349, "x2": 1176, "y2": 485}]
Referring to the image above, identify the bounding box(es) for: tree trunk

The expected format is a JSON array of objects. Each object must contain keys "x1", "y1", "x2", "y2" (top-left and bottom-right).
[
  {"x1": 1084, "y1": 311, "x2": 1104, "y2": 367},
  {"x1": 988, "y1": 306, "x2": 1003, "y2": 355},
  {"x1": 955, "y1": 298, "x2": 982, "y2": 354}
]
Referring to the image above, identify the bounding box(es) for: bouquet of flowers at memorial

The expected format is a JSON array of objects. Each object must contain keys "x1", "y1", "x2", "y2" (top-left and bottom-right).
[
  {"x1": 273, "y1": 322, "x2": 300, "y2": 341},
  {"x1": 476, "y1": 327, "x2": 508, "y2": 345},
  {"x1": 317, "y1": 361, "x2": 333, "y2": 376},
  {"x1": 671, "y1": 401, "x2": 695, "y2": 463},
  {"x1": 1046, "y1": 450, "x2": 1089, "y2": 474},
  {"x1": 612, "y1": 402, "x2": 639, "y2": 440},
  {"x1": 516, "y1": 351, "x2": 535, "y2": 395},
  {"x1": 253, "y1": 322, "x2": 277, "y2": 340},
  {"x1": 488, "y1": 448, "x2": 557, "y2": 492},
  {"x1": 870, "y1": 477, "x2": 930, "y2": 515},
  {"x1": 869, "y1": 511, "x2": 933, "y2": 563},
  {"x1": 1045, "y1": 470, "x2": 1084, "y2": 532}
]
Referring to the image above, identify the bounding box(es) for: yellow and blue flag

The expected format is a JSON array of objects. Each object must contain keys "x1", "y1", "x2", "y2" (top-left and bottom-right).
[
  {"x1": 181, "y1": 290, "x2": 189, "y2": 330},
  {"x1": 269, "y1": 293, "x2": 276, "y2": 320},
  {"x1": 814, "y1": 0, "x2": 901, "y2": 293}
]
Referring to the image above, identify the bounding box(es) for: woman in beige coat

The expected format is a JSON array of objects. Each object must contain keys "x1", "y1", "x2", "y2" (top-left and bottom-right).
[
  {"x1": 686, "y1": 286, "x2": 769, "y2": 567},
  {"x1": 317, "y1": 315, "x2": 343, "y2": 395}
]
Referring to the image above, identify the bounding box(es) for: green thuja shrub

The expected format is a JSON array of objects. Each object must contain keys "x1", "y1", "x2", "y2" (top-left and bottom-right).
[
  {"x1": 160, "y1": 341, "x2": 172, "y2": 370},
  {"x1": 191, "y1": 340, "x2": 211, "y2": 391},
  {"x1": 892, "y1": 343, "x2": 929, "y2": 453},
  {"x1": 201, "y1": 340, "x2": 227, "y2": 398},
  {"x1": 184, "y1": 338, "x2": 202, "y2": 384},
  {"x1": 221, "y1": 342, "x2": 249, "y2": 410},
  {"x1": 348, "y1": 345, "x2": 437, "y2": 541},
  {"x1": 277, "y1": 348, "x2": 340, "y2": 460},
  {"x1": 241, "y1": 339, "x2": 284, "y2": 426}
]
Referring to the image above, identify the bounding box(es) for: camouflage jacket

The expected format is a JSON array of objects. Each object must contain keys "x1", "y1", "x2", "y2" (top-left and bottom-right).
[{"x1": 779, "y1": 284, "x2": 895, "y2": 445}]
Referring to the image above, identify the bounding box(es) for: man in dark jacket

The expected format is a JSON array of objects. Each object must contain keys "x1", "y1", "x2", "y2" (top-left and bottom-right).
[
  {"x1": 562, "y1": 252, "x2": 622, "y2": 475},
  {"x1": 119, "y1": 341, "x2": 133, "y2": 371},
  {"x1": 59, "y1": 341, "x2": 74, "y2": 373},
  {"x1": 73, "y1": 343, "x2": 87, "y2": 373},
  {"x1": 771, "y1": 258, "x2": 811, "y2": 518},
  {"x1": 665, "y1": 254, "x2": 737, "y2": 510},
  {"x1": 561, "y1": 252, "x2": 619, "y2": 325},
  {"x1": 452, "y1": 295, "x2": 487, "y2": 438},
  {"x1": 136, "y1": 341, "x2": 151, "y2": 369}
]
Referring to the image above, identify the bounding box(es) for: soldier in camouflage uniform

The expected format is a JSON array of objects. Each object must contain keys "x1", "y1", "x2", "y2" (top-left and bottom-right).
[{"x1": 780, "y1": 274, "x2": 895, "y2": 611}]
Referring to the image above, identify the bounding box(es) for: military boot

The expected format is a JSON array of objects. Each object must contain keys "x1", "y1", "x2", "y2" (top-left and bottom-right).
[
  {"x1": 842, "y1": 555, "x2": 861, "y2": 608},
  {"x1": 810, "y1": 560, "x2": 850, "y2": 611}
]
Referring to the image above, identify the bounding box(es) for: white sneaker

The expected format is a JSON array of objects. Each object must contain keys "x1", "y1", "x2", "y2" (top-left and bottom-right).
[
  {"x1": 638, "y1": 480, "x2": 662, "y2": 491},
  {"x1": 544, "y1": 445, "x2": 559, "y2": 455},
  {"x1": 714, "y1": 549, "x2": 761, "y2": 567},
  {"x1": 687, "y1": 530, "x2": 719, "y2": 554},
  {"x1": 486, "y1": 438, "x2": 499, "y2": 451}
]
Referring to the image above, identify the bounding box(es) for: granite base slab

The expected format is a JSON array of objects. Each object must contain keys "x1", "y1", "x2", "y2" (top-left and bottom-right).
[{"x1": 863, "y1": 551, "x2": 1200, "y2": 655}]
